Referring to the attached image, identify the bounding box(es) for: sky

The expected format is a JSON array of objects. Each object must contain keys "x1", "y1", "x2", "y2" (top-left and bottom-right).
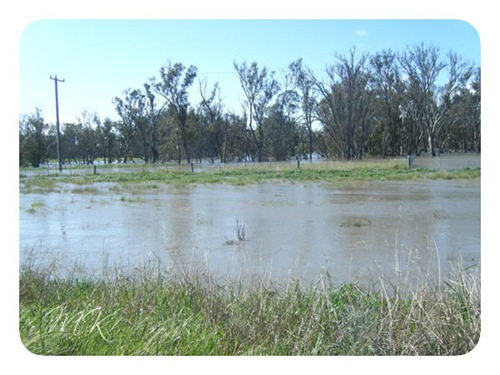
[{"x1": 19, "y1": 18, "x2": 481, "y2": 125}]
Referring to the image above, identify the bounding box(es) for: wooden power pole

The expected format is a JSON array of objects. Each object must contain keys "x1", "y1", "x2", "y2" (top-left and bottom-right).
[{"x1": 50, "y1": 75, "x2": 65, "y2": 172}]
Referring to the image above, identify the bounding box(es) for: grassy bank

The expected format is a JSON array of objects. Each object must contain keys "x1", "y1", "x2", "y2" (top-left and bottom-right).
[
  {"x1": 19, "y1": 262, "x2": 480, "y2": 356},
  {"x1": 19, "y1": 159, "x2": 480, "y2": 191}
]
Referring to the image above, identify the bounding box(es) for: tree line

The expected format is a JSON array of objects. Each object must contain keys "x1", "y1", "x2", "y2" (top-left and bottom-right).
[{"x1": 19, "y1": 43, "x2": 480, "y2": 168}]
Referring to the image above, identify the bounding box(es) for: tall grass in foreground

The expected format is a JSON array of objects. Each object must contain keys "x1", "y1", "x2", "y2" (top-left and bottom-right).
[{"x1": 19, "y1": 258, "x2": 480, "y2": 356}]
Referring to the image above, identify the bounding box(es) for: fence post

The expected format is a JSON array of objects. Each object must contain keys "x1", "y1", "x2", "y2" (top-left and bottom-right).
[
  {"x1": 407, "y1": 153, "x2": 416, "y2": 168},
  {"x1": 94, "y1": 165, "x2": 97, "y2": 175}
]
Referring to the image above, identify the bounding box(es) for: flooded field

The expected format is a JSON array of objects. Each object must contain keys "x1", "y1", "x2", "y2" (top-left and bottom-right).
[{"x1": 19, "y1": 180, "x2": 480, "y2": 289}]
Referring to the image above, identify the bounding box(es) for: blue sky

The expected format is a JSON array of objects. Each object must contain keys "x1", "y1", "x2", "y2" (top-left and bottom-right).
[{"x1": 19, "y1": 19, "x2": 480, "y2": 124}]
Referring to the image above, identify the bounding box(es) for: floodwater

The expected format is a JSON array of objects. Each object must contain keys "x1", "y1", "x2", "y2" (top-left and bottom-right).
[{"x1": 19, "y1": 180, "x2": 480, "y2": 289}]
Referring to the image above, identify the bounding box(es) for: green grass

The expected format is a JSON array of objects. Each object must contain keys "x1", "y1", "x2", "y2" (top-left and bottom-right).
[
  {"x1": 119, "y1": 195, "x2": 146, "y2": 204},
  {"x1": 19, "y1": 160, "x2": 480, "y2": 192},
  {"x1": 19, "y1": 260, "x2": 480, "y2": 356},
  {"x1": 24, "y1": 201, "x2": 45, "y2": 214},
  {"x1": 20, "y1": 175, "x2": 59, "y2": 193}
]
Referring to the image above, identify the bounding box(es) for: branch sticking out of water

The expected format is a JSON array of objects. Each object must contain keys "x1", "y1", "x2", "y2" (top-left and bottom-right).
[{"x1": 235, "y1": 219, "x2": 246, "y2": 241}]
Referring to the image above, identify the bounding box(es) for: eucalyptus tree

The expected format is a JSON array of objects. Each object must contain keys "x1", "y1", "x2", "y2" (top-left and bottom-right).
[
  {"x1": 74, "y1": 110, "x2": 102, "y2": 165},
  {"x1": 19, "y1": 108, "x2": 48, "y2": 167},
  {"x1": 264, "y1": 103, "x2": 300, "y2": 161},
  {"x1": 312, "y1": 129, "x2": 333, "y2": 159},
  {"x1": 437, "y1": 53, "x2": 475, "y2": 153},
  {"x1": 152, "y1": 62, "x2": 198, "y2": 164},
  {"x1": 314, "y1": 49, "x2": 373, "y2": 159},
  {"x1": 198, "y1": 80, "x2": 227, "y2": 162},
  {"x1": 265, "y1": 70, "x2": 300, "y2": 161},
  {"x1": 100, "y1": 118, "x2": 118, "y2": 164},
  {"x1": 369, "y1": 50, "x2": 404, "y2": 157},
  {"x1": 155, "y1": 106, "x2": 179, "y2": 163},
  {"x1": 289, "y1": 58, "x2": 318, "y2": 161},
  {"x1": 397, "y1": 43, "x2": 473, "y2": 156},
  {"x1": 253, "y1": 72, "x2": 280, "y2": 162},
  {"x1": 144, "y1": 83, "x2": 167, "y2": 163},
  {"x1": 468, "y1": 68, "x2": 481, "y2": 153},
  {"x1": 222, "y1": 112, "x2": 249, "y2": 162},
  {"x1": 113, "y1": 89, "x2": 149, "y2": 162},
  {"x1": 60, "y1": 123, "x2": 80, "y2": 164},
  {"x1": 234, "y1": 61, "x2": 279, "y2": 162},
  {"x1": 441, "y1": 67, "x2": 481, "y2": 153}
]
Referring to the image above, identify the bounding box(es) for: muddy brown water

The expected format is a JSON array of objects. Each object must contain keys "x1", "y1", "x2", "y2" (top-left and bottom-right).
[{"x1": 19, "y1": 180, "x2": 480, "y2": 289}]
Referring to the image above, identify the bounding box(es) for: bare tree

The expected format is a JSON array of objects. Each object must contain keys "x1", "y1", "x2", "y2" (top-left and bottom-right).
[
  {"x1": 266, "y1": 69, "x2": 300, "y2": 161},
  {"x1": 144, "y1": 83, "x2": 169, "y2": 163},
  {"x1": 398, "y1": 44, "x2": 473, "y2": 156},
  {"x1": 153, "y1": 62, "x2": 198, "y2": 164},
  {"x1": 369, "y1": 50, "x2": 404, "y2": 157},
  {"x1": 198, "y1": 80, "x2": 227, "y2": 162},
  {"x1": 441, "y1": 66, "x2": 480, "y2": 154},
  {"x1": 234, "y1": 61, "x2": 279, "y2": 162},
  {"x1": 289, "y1": 58, "x2": 318, "y2": 161},
  {"x1": 314, "y1": 48, "x2": 373, "y2": 159},
  {"x1": 76, "y1": 109, "x2": 101, "y2": 165}
]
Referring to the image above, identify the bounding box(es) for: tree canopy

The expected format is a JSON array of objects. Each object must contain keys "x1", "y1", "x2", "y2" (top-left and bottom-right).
[{"x1": 19, "y1": 44, "x2": 480, "y2": 167}]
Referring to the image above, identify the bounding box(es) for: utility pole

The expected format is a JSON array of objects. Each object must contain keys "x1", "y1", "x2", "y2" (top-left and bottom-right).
[{"x1": 50, "y1": 75, "x2": 65, "y2": 172}]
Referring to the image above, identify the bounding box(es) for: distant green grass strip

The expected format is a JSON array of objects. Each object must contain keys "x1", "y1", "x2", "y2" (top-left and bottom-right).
[{"x1": 19, "y1": 161, "x2": 480, "y2": 191}]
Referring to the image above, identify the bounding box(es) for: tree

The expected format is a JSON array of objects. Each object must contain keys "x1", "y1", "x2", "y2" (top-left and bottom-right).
[
  {"x1": 369, "y1": 50, "x2": 404, "y2": 157},
  {"x1": 224, "y1": 112, "x2": 251, "y2": 162},
  {"x1": 468, "y1": 68, "x2": 481, "y2": 154},
  {"x1": 144, "y1": 83, "x2": 170, "y2": 163},
  {"x1": 395, "y1": 75, "x2": 425, "y2": 156},
  {"x1": 99, "y1": 118, "x2": 118, "y2": 163},
  {"x1": 19, "y1": 108, "x2": 48, "y2": 167},
  {"x1": 154, "y1": 107, "x2": 178, "y2": 163},
  {"x1": 115, "y1": 89, "x2": 149, "y2": 162},
  {"x1": 234, "y1": 61, "x2": 279, "y2": 162},
  {"x1": 75, "y1": 110, "x2": 101, "y2": 165},
  {"x1": 60, "y1": 123, "x2": 78, "y2": 163},
  {"x1": 314, "y1": 49, "x2": 373, "y2": 159},
  {"x1": 442, "y1": 67, "x2": 480, "y2": 153},
  {"x1": 265, "y1": 70, "x2": 300, "y2": 161},
  {"x1": 198, "y1": 80, "x2": 227, "y2": 162},
  {"x1": 289, "y1": 58, "x2": 318, "y2": 161},
  {"x1": 21, "y1": 45, "x2": 478, "y2": 166},
  {"x1": 398, "y1": 43, "x2": 473, "y2": 156},
  {"x1": 153, "y1": 62, "x2": 198, "y2": 164}
]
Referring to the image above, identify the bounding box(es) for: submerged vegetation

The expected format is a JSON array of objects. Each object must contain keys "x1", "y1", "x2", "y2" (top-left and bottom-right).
[{"x1": 19, "y1": 259, "x2": 480, "y2": 356}]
